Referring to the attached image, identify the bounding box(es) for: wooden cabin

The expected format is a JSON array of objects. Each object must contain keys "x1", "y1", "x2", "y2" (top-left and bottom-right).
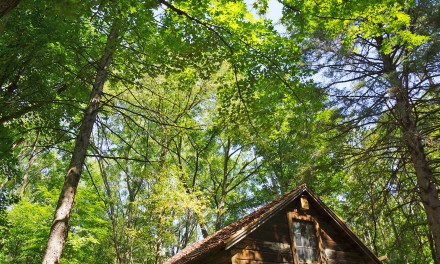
[{"x1": 165, "y1": 184, "x2": 382, "y2": 264}]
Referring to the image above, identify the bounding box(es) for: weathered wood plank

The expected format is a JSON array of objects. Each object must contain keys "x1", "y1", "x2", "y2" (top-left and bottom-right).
[
  {"x1": 321, "y1": 236, "x2": 348, "y2": 251},
  {"x1": 248, "y1": 228, "x2": 291, "y2": 243},
  {"x1": 327, "y1": 260, "x2": 365, "y2": 264},
  {"x1": 199, "y1": 250, "x2": 232, "y2": 264},
  {"x1": 234, "y1": 237, "x2": 292, "y2": 254},
  {"x1": 231, "y1": 249, "x2": 293, "y2": 263},
  {"x1": 325, "y1": 249, "x2": 369, "y2": 262},
  {"x1": 232, "y1": 260, "x2": 292, "y2": 264}
]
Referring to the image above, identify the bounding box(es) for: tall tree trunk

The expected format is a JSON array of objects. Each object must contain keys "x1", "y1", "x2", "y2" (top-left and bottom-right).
[
  {"x1": 42, "y1": 25, "x2": 119, "y2": 264},
  {"x1": 395, "y1": 87, "x2": 440, "y2": 263},
  {"x1": 381, "y1": 50, "x2": 440, "y2": 263}
]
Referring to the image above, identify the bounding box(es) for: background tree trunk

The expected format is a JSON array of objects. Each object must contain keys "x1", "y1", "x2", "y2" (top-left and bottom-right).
[{"x1": 19, "y1": 131, "x2": 40, "y2": 196}]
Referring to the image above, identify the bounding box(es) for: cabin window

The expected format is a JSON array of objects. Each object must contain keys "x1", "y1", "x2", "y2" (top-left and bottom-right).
[
  {"x1": 292, "y1": 220, "x2": 319, "y2": 263},
  {"x1": 287, "y1": 212, "x2": 321, "y2": 264}
]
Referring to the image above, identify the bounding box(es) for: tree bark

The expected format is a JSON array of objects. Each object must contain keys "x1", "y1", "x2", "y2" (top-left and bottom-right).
[
  {"x1": 0, "y1": 0, "x2": 20, "y2": 17},
  {"x1": 42, "y1": 25, "x2": 119, "y2": 264},
  {"x1": 381, "y1": 50, "x2": 440, "y2": 263},
  {"x1": 428, "y1": 230, "x2": 440, "y2": 264}
]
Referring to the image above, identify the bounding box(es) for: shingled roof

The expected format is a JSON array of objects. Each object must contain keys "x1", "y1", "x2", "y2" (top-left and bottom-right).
[{"x1": 165, "y1": 184, "x2": 381, "y2": 264}]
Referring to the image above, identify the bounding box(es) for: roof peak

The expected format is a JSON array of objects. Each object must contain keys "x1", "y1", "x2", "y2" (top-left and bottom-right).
[{"x1": 165, "y1": 184, "x2": 381, "y2": 264}]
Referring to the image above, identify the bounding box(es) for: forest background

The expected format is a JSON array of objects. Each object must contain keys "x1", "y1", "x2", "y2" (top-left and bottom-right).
[{"x1": 0, "y1": 0, "x2": 439, "y2": 263}]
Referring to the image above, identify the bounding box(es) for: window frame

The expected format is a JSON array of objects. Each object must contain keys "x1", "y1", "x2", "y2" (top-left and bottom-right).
[{"x1": 287, "y1": 211, "x2": 324, "y2": 264}]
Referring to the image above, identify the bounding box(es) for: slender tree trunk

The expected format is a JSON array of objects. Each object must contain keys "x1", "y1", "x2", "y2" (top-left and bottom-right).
[
  {"x1": 0, "y1": 176, "x2": 8, "y2": 190},
  {"x1": 99, "y1": 158, "x2": 124, "y2": 264},
  {"x1": 199, "y1": 222, "x2": 209, "y2": 238},
  {"x1": 215, "y1": 137, "x2": 231, "y2": 231},
  {"x1": 42, "y1": 25, "x2": 119, "y2": 264},
  {"x1": 19, "y1": 131, "x2": 40, "y2": 196},
  {"x1": 386, "y1": 203, "x2": 404, "y2": 262},
  {"x1": 125, "y1": 166, "x2": 136, "y2": 264},
  {"x1": 152, "y1": 132, "x2": 170, "y2": 263},
  {"x1": 184, "y1": 136, "x2": 212, "y2": 239},
  {"x1": 155, "y1": 213, "x2": 164, "y2": 264},
  {"x1": 381, "y1": 50, "x2": 440, "y2": 263}
]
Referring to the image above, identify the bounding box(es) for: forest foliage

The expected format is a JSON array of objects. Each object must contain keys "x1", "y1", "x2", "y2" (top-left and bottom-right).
[{"x1": 0, "y1": 0, "x2": 439, "y2": 263}]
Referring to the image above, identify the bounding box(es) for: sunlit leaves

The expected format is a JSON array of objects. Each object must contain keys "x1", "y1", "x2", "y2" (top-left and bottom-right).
[
  {"x1": 281, "y1": 0, "x2": 429, "y2": 53},
  {"x1": 3, "y1": 198, "x2": 53, "y2": 263}
]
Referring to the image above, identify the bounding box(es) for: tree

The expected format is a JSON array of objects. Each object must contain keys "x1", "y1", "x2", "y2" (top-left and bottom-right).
[
  {"x1": 277, "y1": 0, "x2": 440, "y2": 261},
  {"x1": 42, "y1": 20, "x2": 120, "y2": 264},
  {"x1": 93, "y1": 67, "x2": 217, "y2": 263}
]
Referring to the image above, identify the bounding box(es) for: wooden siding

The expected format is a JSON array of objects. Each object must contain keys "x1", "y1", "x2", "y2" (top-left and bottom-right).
[
  {"x1": 197, "y1": 249, "x2": 232, "y2": 264},
  {"x1": 231, "y1": 206, "x2": 294, "y2": 264}
]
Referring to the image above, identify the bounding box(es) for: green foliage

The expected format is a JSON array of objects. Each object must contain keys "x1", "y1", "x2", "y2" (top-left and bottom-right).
[
  {"x1": 1, "y1": 196, "x2": 54, "y2": 263},
  {"x1": 281, "y1": 0, "x2": 429, "y2": 53},
  {"x1": 2, "y1": 0, "x2": 438, "y2": 263}
]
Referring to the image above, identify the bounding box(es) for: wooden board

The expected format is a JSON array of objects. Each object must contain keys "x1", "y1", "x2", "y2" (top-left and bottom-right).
[{"x1": 231, "y1": 249, "x2": 293, "y2": 263}]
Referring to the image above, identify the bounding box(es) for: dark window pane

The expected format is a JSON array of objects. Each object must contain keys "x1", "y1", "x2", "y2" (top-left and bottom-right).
[
  {"x1": 303, "y1": 234, "x2": 310, "y2": 247},
  {"x1": 292, "y1": 220, "x2": 319, "y2": 262},
  {"x1": 306, "y1": 222, "x2": 314, "y2": 234},
  {"x1": 295, "y1": 233, "x2": 302, "y2": 246},
  {"x1": 309, "y1": 236, "x2": 317, "y2": 248},
  {"x1": 297, "y1": 248, "x2": 305, "y2": 260},
  {"x1": 305, "y1": 248, "x2": 312, "y2": 261},
  {"x1": 300, "y1": 224, "x2": 307, "y2": 234},
  {"x1": 312, "y1": 249, "x2": 318, "y2": 261}
]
